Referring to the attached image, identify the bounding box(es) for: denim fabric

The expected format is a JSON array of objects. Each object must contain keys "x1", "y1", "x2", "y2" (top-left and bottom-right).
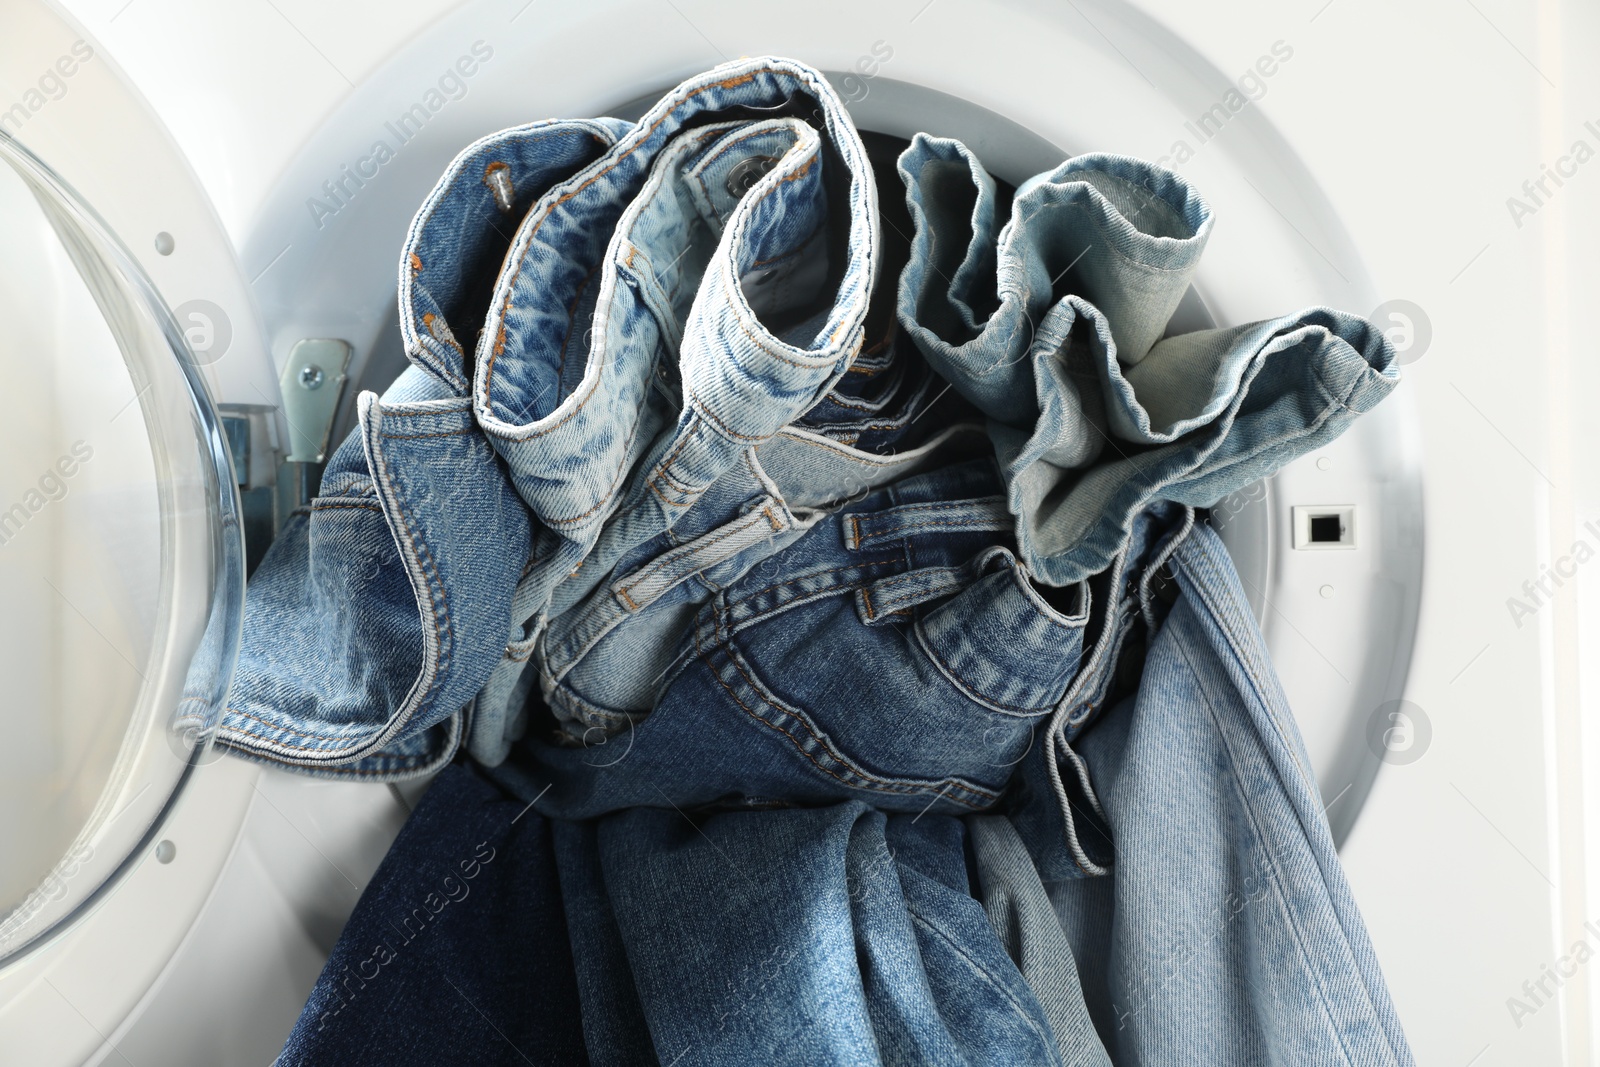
[
  {"x1": 278, "y1": 762, "x2": 588, "y2": 1066},
  {"x1": 551, "y1": 803, "x2": 1065, "y2": 1066},
  {"x1": 465, "y1": 59, "x2": 885, "y2": 763},
  {"x1": 535, "y1": 419, "x2": 984, "y2": 742},
  {"x1": 209, "y1": 57, "x2": 899, "y2": 775},
  {"x1": 493, "y1": 455, "x2": 1091, "y2": 819},
  {"x1": 526, "y1": 121, "x2": 982, "y2": 746},
  {"x1": 1006, "y1": 512, "x2": 1414, "y2": 1065},
  {"x1": 969, "y1": 814, "x2": 1111, "y2": 1067},
  {"x1": 211, "y1": 58, "x2": 1397, "y2": 782},
  {"x1": 242, "y1": 53, "x2": 1415, "y2": 1064},
  {"x1": 287, "y1": 779, "x2": 1067, "y2": 1065},
  {"x1": 896, "y1": 135, "x2": 1399, "y2": 588},
  {"x1": 506, "y1": 112, "x2": 958, "y2": 743},
  {"x1": 203, "y1": 118, "x2": 622, "y2": 776}
]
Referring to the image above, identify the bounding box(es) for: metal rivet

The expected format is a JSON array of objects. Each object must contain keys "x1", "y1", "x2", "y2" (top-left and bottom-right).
[
  {"x1": 154, "y1": 231, "x2": 175, "y2": 255},
  {"x1": 298, "y1": 365, "x2": 325, "y2": 390},
  {"x1": 155, "y1": 840, "x2": 177, "y2": 863},
  {"x1": 484, "y1": 162, "x2": 515, "y2": 215},
  {"x1": 726, "y1": 156, "x2": 779, "y2": 197},
  {"x1": 1319, "y1": 584, "x2": 1334, "y2": 599}
]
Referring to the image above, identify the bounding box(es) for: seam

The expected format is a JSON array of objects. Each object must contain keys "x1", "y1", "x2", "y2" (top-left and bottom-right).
[
  {"x1": 402, "y1": 125, "x2": 603, "y2": 381},
  {"x1": 616, "y1": 509, "x2": 774, "y2": 603},
  {"x1": 696, "y1": 626, "x2": 994, "y2": 807},
  {"x1": 531, "y1": 437, "x2": 642, "y2": 529},
  {"x1": 855, "y1": 516, "x2": 1010, "y2": 543},
  {"x1": 223, "y1": 707, "x2": 367, "y2": 750},
  {"x1": 711, "y1": 607, "x2": 993, "y2": 804},
  {"x1": 903, "y1": 905, "x2": 1059, "y2": 1054},
  {"x1": 484, "y1": 73, "x2": 767, "y2": 390},
  {"x1": 690, "y1": 121, "x2": 803, "y2": 186},
  {"x1": 357, "y1": 410, "x2": 454, "y2": 762},
  {"x1": 647, "y1": 418, "x2": 705, "y2": 495},
  {"x1": 309, "y1": 502, "x2": 385, "y2": 514},
  {"x1": 728, "y1": 557, "x2": 902, "y2": 614},
  {"x1": 378, "y1": 428, "x2": 475, "y2": 441},
  {"x1": 719, "y1": 636, "x2": 996, "y2": 805},
  {"x1": 913, "y1": 619, "x2": 1057, "y2": 716},
  {"x1": 1171, "y1": 626, "x2": 1368, "y2": 1064},
  {"x1": 684, "y1": 386, "x2": 768, "y2": 443},
  {"x1": 727, "y1": 297, "x2": 853, "y2": 369},
  {"x1": 379, "y1": 406, "x2": 474, "y2": 418}
]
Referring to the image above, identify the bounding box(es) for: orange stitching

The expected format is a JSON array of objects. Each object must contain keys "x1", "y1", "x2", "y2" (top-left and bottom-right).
[
  {"x1": 483, "y1": 71, "x2": 857, "y2": 419},
  {"x1": 648, "y1": 418, "x2": 704, "y2": 494},
  {"x1": 536, "y1": 450, "x2": 635, "y2": 527},
  {"x1": 684, "y1": 387, "x2": 769, "y2": 443},
  {"x1": 485, "y1": 83, "x2": 763, "y2": 388}
]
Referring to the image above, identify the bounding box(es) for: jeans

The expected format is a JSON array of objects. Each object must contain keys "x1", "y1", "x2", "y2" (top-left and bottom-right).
[
  {"x1": 896, "y1": 134, "x2": 1399, "y2": 588},
  {"x1": 285, "y1": 504, "x2": 1414, "y2": 1066},
  {"x1": 497, "y1": 455, "x2": 1089, "y2": 819},
  {"x1": 206, "y1": 57, "x2": 889, "y2": 774},
  {"x1": 1005, "y1": 511, "x2": 1414, "y2": 1065},
  {"x1": 282, "y1": 763, "x2": 1069, "y2": 1067},
  {"x1": 277, "y1": 763, "x2": 588, "y2": 1066},
  {"x1": 206, "y1": 60, "x2": 1396, "y2": 782},
  {"x1": 231, "y1": 52, "x2": 1414, "y2": 1066}
]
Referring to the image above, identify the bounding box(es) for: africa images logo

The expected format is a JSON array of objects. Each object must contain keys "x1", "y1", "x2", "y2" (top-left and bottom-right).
[
  {"x1": 1151, "y1": 40, "x2": 1294, "y2": 171},
  {"x1": 305, "y1": 40, "x2": 495, "y2": 230}
]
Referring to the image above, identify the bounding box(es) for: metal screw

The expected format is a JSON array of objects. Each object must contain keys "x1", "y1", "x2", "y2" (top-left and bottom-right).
[{"x1": 298, "y1": 365, "x2": 325, "y2": 390}]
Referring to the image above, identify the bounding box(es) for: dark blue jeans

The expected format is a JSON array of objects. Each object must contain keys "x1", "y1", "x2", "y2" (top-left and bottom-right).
[{"x1": 277, "y1": 763, "x2": 588, "y2": 1066}]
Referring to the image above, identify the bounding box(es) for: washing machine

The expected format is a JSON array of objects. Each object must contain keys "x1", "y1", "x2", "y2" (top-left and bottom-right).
[{"x1": 0, "y1": 0, "x2": 1592, "y2": 1063}]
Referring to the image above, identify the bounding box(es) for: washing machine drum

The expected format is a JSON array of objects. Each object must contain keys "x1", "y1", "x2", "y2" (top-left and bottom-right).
[{"x1": 0, "y1": 105, "x2": 243, "y2": 962}]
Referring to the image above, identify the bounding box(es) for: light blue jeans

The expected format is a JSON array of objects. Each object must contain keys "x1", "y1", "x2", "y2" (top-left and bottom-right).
[{"x1": 1014, "y1": 512, "x2": 1415, "y2": 1065}]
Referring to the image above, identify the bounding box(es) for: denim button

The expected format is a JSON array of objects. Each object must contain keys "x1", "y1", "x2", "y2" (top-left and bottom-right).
[{"x1": 725, "y1": 155, "x2": 778, "y2": 196}]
